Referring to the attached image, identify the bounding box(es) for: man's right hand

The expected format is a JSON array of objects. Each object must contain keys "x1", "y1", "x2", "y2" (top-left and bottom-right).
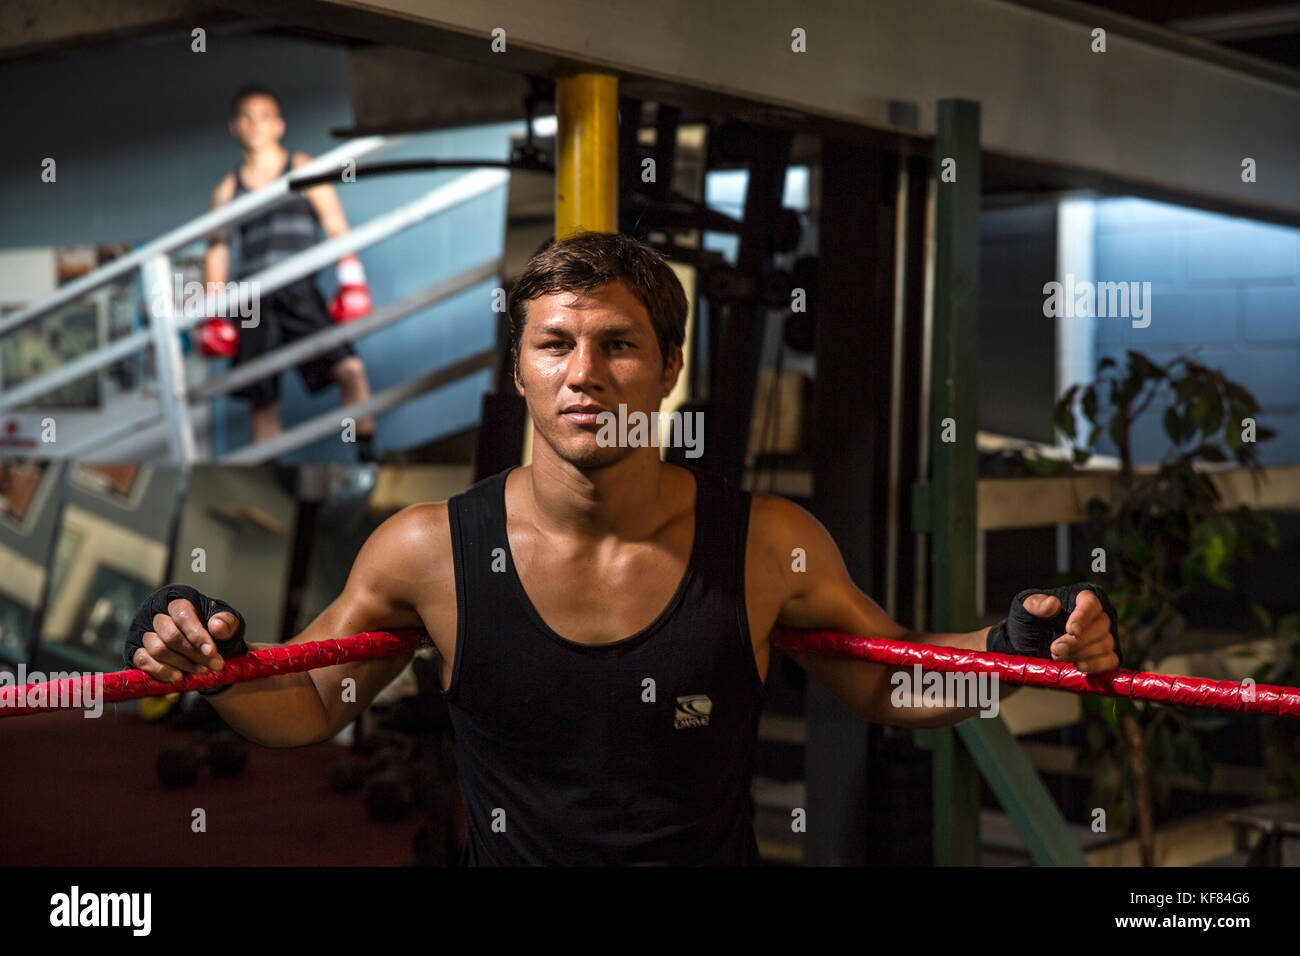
[{"x1": 124, "y1": 584, "x2": 247, "y2": 683}]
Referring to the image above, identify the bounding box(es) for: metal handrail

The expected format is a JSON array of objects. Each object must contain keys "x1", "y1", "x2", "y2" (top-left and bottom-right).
[
  {"x1": 59, "y1": 259, "x2": 503, "y2": 460},
  {"x1": 193, "y1": 258, "x2": 502, "y2": 401},
  {"x1": 0, "y1": 331, "x2": 153, "y2": 412},
  {"x1": 0, "y1": 168, "x2": 509, "y2": 412},
  {"x1": 55, "y1": 407, "x2": 169, "y2": 460},
  {"x1": 221, "y1": 348, "x2": 498, "y2": 464},
  {"x1": 0, "y1": 136, "x2": 399, "y2": 338},
  {"x1": 1, "y1": 149, "x2": 512, "y2": 465},
  {"x1": 173, "y1": 168, "x2": 509, "y2": 334}
]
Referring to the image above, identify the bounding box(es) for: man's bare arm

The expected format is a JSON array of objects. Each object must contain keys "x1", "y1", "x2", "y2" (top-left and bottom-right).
[
  {"x1": 752, "y1": 495, "x2": 1013, "y2": 727},
  {"x1": 136, "y1": 504, "x2": 447, "y2": 747},
  {"x1": 202, "y1": 175, "x2": 236, "y2": 287},
  {"x1": 757, "y1": 495, "x2": 1115, "y2": 727},
  {"x1": 752, "y1": 495, "x2": 985, "y2": 727},
  {"x1": 292, "y1": 152, "x2": 350, "y2": 241}
]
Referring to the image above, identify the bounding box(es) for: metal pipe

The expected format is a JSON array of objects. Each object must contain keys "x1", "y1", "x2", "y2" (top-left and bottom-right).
[
  {"x1": 0, "y1": 331, "x2": 149, "y2": 412},
  {"x1": 555, "y1": 73, "x2": 619, "y2": 237},
  {"x1": 55, "y1": 408, "x2": 164, "y2": 460},
  {"x1": 885, "y1": 157, "x2": 910, "y2": 621},
  {"x1": 142, "y1": 254, "x2": 196, "y2": 463},
  {"x1": 913, "y1": 171, "x2": 937, "y2": 634},
  {"x1": 289, "y1": 157, "x2": 554, "y2": 190}
]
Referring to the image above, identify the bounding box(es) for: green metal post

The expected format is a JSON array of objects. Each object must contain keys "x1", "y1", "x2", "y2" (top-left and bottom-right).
[
  {"x1": 921, "y1": 98, "x2": 982, "y2": 866},
  {"x1": 915, "y1": 99, "x2": 1088, "y2": 867},
  {"x1": 956, "y1": 718, "x2": 1089, "y2": 865}
]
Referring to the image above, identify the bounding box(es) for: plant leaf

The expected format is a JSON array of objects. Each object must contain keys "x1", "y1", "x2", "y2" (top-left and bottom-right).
[
  {"x1": 1163, "y1": 407, "x2": 1183, "y2": 445},
  {"x1": 1082, "y1": 386, "x2": 1098, "y2": 423}
]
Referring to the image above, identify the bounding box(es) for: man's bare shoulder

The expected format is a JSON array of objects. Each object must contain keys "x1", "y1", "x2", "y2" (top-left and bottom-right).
[
  {"x1": 745, "y1": 493, "x2": 847, "y2": 583},
  {"x1": 747, "y1": 492, "x2": 827, "y2": 546},
  {"x1": 349, "y1": 501, "x2": 457, "y2": 617},
  {"x1": 210, "y1": 172, "x2": 237, "y2": 207},
  {"x1": 375, "y1": 500, "x2": 452, "y2": 558}
]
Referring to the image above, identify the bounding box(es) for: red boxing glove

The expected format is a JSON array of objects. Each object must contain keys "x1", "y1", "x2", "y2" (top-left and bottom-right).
[
  {"x1": 329, "y1": 284, "x2": 372, "y2": 323},
  {"x1": 198, "y1": 318, "x2": 239, "y2": 358},
  {"x1": 328, "y1": 257, "x2": 373, "y2": 323}
]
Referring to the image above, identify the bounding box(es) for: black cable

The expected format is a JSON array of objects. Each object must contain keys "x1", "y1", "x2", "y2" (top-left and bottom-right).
[{"x1": 288, "y1": 158, "x2": 555, "y2": 192}]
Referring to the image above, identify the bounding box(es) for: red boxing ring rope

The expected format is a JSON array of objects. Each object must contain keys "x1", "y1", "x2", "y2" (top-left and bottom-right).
[
  {"x1": 772, "y1": 630, "x2": 1300, "y2": 719},
  {"x1": 0, "y1": 630, "x2": 429, "y2": 718},
  {"x1": 1, "y1": 627, "x2": 1296, "y2": 720}
]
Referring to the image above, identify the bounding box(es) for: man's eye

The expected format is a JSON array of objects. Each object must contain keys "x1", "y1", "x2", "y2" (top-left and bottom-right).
[{"x1": 610, "y1": 340, "x2": 634, "y2": 351}]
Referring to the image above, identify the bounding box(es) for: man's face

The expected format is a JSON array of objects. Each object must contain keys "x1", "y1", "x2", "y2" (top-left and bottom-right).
[
  {"x1": 515, "y1": 281, "x2": 682, "y2": 469},
  {"x1": 228, "y1": 95, "x2": 284, "y2": 151}
]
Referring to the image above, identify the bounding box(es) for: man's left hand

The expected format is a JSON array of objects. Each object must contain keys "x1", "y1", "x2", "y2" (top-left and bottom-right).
[{"x1": 986, "y1": 583, "x2": 1120, "y2": 674}]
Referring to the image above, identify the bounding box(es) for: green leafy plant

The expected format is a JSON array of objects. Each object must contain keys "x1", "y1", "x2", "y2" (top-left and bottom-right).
[{"x1": 1051, "y1": 350, "x2": 1279, "y2": 865}]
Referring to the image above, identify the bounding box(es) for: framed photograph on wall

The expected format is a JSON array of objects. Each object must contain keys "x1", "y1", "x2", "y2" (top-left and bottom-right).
[
  {"x1": 0, "y1": 244, "x2": 138, "y2": 411},
  {"x1": 0, "y1": 299, "x2": 105, "y2": 410},
  {"x1": 70, "y1": 463, "x2": 148, "y2": 508},
  {"x1": 0, "y1": 460, "x2": 51, "y2": 528}
]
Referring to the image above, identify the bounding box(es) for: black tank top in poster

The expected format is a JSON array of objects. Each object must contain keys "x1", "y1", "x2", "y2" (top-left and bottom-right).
[{"x1": 231, "y1": 150, "x2": 319, "y2": 279}]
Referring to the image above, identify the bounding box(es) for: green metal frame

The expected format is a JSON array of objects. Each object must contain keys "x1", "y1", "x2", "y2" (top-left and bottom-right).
[{"x1": 914, "y1": 99, "x2": 1086, "y2": 867}]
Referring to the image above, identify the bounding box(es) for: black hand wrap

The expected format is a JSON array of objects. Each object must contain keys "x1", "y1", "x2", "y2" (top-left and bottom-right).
[
  {"x1": 986, "y1": 583, "x2": 1118, "y2": 659},
  {"x1": 124, "y1": 584, "x2": 248, "y2": 696}
]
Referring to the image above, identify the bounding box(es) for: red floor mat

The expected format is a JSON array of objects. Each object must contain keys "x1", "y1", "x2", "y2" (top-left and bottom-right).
[{"x1": 0, "y1": 707, "x2": 431, "y2": 866}]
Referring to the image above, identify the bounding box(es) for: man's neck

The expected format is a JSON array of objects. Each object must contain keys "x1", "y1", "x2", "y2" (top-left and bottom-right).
[
  {"x1": 523, "y1": 447, "x2": 674, "y2": 541},
  {"x1": 241, "y1": 143, "x2": 287, "y2": 169}
]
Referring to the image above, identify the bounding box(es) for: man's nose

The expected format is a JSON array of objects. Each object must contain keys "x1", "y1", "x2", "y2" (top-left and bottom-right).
[{"x1": 565, "y1": 341, "x2": 604, "y2": 388}]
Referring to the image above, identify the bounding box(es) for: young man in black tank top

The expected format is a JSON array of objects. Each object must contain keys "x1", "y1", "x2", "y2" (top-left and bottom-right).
[
  {"x1": 125, "y1": 233, "x2": 1119, "y2": 864},
  {"x1": 202, "y1": 85, "x2": 378, "y2": 460}
]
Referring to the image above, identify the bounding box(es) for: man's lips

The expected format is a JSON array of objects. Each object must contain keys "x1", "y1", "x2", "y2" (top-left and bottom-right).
[{"x1": 561, "y1": 405, "x2": 607, "y2": 426}]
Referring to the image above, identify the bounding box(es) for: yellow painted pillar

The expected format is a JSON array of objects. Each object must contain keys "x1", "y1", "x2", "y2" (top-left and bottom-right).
[
  {"x1": 523, "y1": 71, "x2": 620, "y2": 465},
  {"x1": 555, "y1": 72, "x2": 619, "y2": 237}
]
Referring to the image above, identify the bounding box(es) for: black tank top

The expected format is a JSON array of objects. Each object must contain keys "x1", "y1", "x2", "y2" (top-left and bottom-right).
[
  {"x1": 443, "y1": 466, "x2": 767, "y2": 865},
  {"x1": 231, "y1": 150, "x2": 320, "y2": 279}
]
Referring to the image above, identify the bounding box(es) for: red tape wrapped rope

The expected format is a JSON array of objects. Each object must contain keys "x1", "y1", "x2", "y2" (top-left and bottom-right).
[
  {"x1": 0, "y1": 630, "x2": 428, "y2": 718},
  {"x1": 772, "y1": 630, "x2": 1300, "y2": 719},
  {"x1": 4, "y1": 628, "x2": 1296, "y2": 720}
]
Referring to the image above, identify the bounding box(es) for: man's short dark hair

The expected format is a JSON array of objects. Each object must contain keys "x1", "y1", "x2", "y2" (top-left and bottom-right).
[
  {"x1": 229, "y1": 84, "x2": 283, "y2": 120},
  {"x1": 507, "y1": 232, "x2": 688, "y2": 377}
]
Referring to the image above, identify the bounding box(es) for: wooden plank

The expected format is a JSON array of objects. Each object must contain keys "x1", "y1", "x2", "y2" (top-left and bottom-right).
[
  {"x1": 369, "y1": 464, "x2": 474, "y2": 515},
  {"x1": 979, "y1": 465, "x2": 1300, "y2": 531},
  {"x1": 1085, "y1": 812, "x2": 1239, "y2": 867}
]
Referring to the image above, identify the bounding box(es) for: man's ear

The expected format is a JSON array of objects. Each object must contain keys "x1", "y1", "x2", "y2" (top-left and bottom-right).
[
  {"x1": 513, "y1": 360, "x2": 525, "y2": 398},
  {"x1": 661, "y1": 346, "x2": 684, "y2": 397}
]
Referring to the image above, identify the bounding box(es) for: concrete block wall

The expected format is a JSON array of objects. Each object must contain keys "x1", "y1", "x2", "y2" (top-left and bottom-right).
[{"x1": 1092, "y1": 198, "x2": 1300, "y2": 465}]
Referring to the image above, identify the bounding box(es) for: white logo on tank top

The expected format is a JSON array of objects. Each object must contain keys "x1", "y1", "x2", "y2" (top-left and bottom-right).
[{"x1": 674, "y1": 694, "x2": 712, "y2": 729}]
